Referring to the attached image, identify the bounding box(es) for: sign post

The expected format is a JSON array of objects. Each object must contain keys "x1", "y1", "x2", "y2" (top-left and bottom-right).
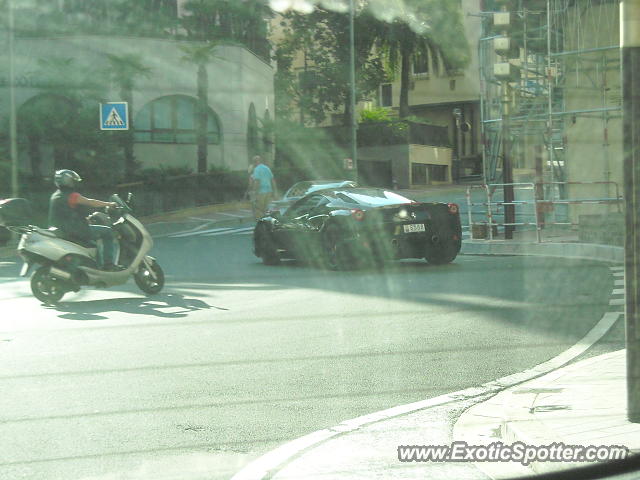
[
  {"x1": 622, "y1": 0, "x2": 640, "y2": 423},
  {"x1": 100, "y1": 102, "x2": 129, "y2": 131}
]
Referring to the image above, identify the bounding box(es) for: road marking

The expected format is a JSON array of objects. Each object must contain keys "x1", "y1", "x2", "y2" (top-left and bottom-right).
[
  {"x1": 613, "y1": 271, "x2": 624, "y2": 277},
  {"x1": 615, "y1": 279, "x2": 625, "y2": 286},
  {"x1": 610, "y1": 266, "x2": 624, "y2": 272},
  {"x1": 169, "y1": 227, "x2": 233, "y2": 238},
  {"x1": 154, "y1": 222, "x2": 215, "y2": 238},
  {"x1": 189, "y1": 216, "x2": 222, "y2": 222},
  {"x1": 217, "y1": 212, "x2": 245, "y2": 218},
  {"x1": 612, "y1": 288, "x2": 624, "y2": 295},
  {"x1": 230, "y1": 308, "x2": 622, "y2": 480},
  {"x1": 201, "y1": 227, "x2": 254, "y2": 237}
]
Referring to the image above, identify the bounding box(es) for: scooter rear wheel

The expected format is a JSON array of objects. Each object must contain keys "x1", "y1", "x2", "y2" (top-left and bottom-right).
[
  {"x1": 31, "y1": 266, "x2": 66, "y2": 304},
  {"x1": 134, "y1": 259, "x2": 164, "y2": 295}
]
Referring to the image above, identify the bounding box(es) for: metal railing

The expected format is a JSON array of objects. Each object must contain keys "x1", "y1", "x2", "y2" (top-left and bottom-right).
[{"x1": 466, "y1": 181, "x2": 623, "y2": 243}]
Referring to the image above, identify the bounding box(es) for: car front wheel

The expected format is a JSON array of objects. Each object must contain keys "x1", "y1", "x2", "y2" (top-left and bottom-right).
[
  {"x1": 255, "y1": 223, "x2": 280, "y2": 266},
  {"x1": 322, "y1": 224, "x2": 353, "y2": 270}
]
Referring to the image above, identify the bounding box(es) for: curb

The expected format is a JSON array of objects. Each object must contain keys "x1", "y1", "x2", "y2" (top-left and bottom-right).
[
  {"x1": 462, "y1": 240, "x2": 623, "y2": 264},
  {"x1": 499, "y1": 351, "x2": 633, "y2": 476}
]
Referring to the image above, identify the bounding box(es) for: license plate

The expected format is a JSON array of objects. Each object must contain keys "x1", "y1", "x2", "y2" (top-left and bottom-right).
[{"x1": 403, "y1": 223, "x2": 425, "y2": 233}]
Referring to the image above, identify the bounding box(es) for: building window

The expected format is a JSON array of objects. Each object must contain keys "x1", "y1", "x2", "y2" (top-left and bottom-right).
[
  {"x1": 134, "y1": 95, "x2": 221, "y2": 144},
  {"x1": 411, "y1": 163, "x2": 427, "y2": 185},
  {"x1": 413, "y1": 51, "x2": 429, "y2": 76},
  {"x1": 380, "y1": 84, "x2": 392, "y2": 107},
  {"x1": 428, "y1": 164, "x2": 448, "y2": 182},
  {"x1": 412, "y1": 163, "x2": 448, "y2": 184}
]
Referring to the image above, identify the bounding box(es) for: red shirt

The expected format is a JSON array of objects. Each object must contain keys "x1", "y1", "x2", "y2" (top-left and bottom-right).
[{"x1": 67, "y1": 192, "x2": 81, "y2": 208}]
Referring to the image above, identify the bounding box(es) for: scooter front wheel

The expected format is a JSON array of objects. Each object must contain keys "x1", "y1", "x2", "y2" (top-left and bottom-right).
[
  {"x1": 31, "y1": 266, "x2": 66, "y2": 304},
  {"x1": 134, "y1": 259, "x2": 164, "y2": 295}
]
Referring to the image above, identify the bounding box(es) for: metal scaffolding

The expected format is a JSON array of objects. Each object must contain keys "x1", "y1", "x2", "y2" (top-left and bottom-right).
[{"x1": 479, "y1": 0, "x2": 622, "y2": 201}]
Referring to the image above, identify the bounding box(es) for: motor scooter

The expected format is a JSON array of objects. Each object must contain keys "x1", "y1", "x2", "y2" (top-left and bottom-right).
[{"x1": 0, "y1": 194, "x2": 164, "y2": 304}]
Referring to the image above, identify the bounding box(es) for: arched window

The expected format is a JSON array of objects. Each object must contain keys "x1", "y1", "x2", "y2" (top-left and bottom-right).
[{"x1": 134, "y1": 95, "x2": 221, "y2": 144}]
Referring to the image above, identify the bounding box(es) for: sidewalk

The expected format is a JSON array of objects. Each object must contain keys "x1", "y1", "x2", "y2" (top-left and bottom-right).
[
  {"x1": 463, "y1": 227, "x2": 623, "y2": 264},
  {"x1": 237, "y1": 350, "x2": 639, "y2": 480},
  {"x1": 455, "y1": 350, "x2": 640, "y2": 479}
]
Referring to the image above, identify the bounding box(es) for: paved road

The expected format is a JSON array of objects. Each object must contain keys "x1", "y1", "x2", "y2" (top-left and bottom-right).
[{"x1": 0, "y1": 225, "x2": 614, "y2": 479}]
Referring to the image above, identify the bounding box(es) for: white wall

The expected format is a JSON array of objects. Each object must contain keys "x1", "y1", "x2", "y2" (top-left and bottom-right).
[{"x1": 0, "y1": 35, "x2": 274, "y2": 175}]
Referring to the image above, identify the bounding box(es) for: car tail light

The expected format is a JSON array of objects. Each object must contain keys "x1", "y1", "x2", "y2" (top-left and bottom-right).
[
  {"x1": 448, "y1": 203, "x2": 459, "y2": 214},
  {"x1": 350, "y1": 209, "x2": 366, "y2": 221}
]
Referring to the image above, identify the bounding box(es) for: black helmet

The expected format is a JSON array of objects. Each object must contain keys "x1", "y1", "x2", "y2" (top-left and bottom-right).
[{"x1": 54, "y1": 169, "x2": 82, "y2": 189}]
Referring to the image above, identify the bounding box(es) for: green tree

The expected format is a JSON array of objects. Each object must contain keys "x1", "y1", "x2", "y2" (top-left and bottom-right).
[
  {"x1": 275, "y1": 6, "x2": 387, "y2": 126},
  {"x1": 105, "y1": 54, "x2": 152, "y2": 177},
  {"x1": 377, "y1": 0, "x2": 470, "y2": 118},
  {"x1": 18, "y1": 56, "x2": 125, "y2": 183},
  {"x1": 179, "y1": 42, "x2": 222, "y2": 173},
  {"x1": 13, "y1": 0, "x2": 178, "y2": 38},
  {"x1": 180, "y1": 0, "x2": 271, "y2": 61}
]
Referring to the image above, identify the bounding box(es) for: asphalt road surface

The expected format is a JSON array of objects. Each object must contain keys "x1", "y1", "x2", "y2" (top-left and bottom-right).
[{"x1": 0, "y1": 226, "x2": 614, "y2": 480}]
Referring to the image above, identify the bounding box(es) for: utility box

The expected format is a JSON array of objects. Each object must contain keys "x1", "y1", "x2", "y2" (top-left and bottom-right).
[
  {"x1": 494, "y1": 62, "x2": 521, "y2": 82},
  {"x1": 493, "y1": 12, "x2": 512, "y2": 29},
  {"x1": 494, "y1": 37, "x2": 520, "y2": 58}
]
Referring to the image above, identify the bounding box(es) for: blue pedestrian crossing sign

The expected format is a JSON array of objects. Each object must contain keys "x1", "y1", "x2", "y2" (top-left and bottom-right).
[{"x1": 100, "y1": 102, "x2": 128, "y2": 130}]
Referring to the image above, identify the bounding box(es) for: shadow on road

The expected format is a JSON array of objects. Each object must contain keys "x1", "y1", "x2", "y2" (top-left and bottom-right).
[
  {"x1": 50, "y1": 293, "x2": 219, "y2": 321},
  {"x1": 157, "y1": 234, "x2": 615, "y2": 343}
]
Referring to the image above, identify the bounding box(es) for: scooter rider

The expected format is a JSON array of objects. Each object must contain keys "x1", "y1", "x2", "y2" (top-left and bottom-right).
[{"x1": 48, "y1": 169, "x2": 121, "y2": 271}]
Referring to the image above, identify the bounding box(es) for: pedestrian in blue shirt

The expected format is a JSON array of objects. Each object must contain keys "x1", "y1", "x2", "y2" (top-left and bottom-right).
[{"x1": 250, "y1": 155, "x2": 277, "y2": 219}]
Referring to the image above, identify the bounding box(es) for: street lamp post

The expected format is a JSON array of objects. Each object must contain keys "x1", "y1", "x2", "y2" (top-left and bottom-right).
[
  {"x1": 621, "y1": 0, "x2": 640, "y2": 423},
  {"x1": 348, "y1": 0, "x2": 358, "y2": 183},
  {"x1": 8, "y1": 0, "x2": 18, "y2": 198}
]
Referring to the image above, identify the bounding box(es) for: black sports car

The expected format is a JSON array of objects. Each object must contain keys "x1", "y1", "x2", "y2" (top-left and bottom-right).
[
  {"x1": 253, "y1": 187, "x2": 462, "y2": 269},
  {"x1": 267, "y1": 179, "x2": 357, "y2": 216}
]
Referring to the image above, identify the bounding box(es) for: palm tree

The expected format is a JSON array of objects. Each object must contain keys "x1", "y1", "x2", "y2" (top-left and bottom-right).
[
  {"x1": 105, "y1": 54, "x2": 151, "y2": 176},
  {"x1": 30, "y1": 57, "x2": 86, "y2": 174},
  {"x1": 179, "y1": 42, "x2": 223, "y2": 173}
]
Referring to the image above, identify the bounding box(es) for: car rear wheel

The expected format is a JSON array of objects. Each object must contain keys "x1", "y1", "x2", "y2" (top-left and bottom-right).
[
  {"x1": 255, "y1": 224, "x2": 280, "y2": 266},
  {"x1": 425, "y1": 238, "x2": 459, "y2": 265}
]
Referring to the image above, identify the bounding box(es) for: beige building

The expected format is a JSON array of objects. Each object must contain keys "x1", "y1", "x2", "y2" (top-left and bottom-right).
[
  {"x1": 272, "y1": 0, "x2": 484, "y2": 188},
  {"x1": 0, "y1": 22, "x2": 274, "y2": 179}
]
